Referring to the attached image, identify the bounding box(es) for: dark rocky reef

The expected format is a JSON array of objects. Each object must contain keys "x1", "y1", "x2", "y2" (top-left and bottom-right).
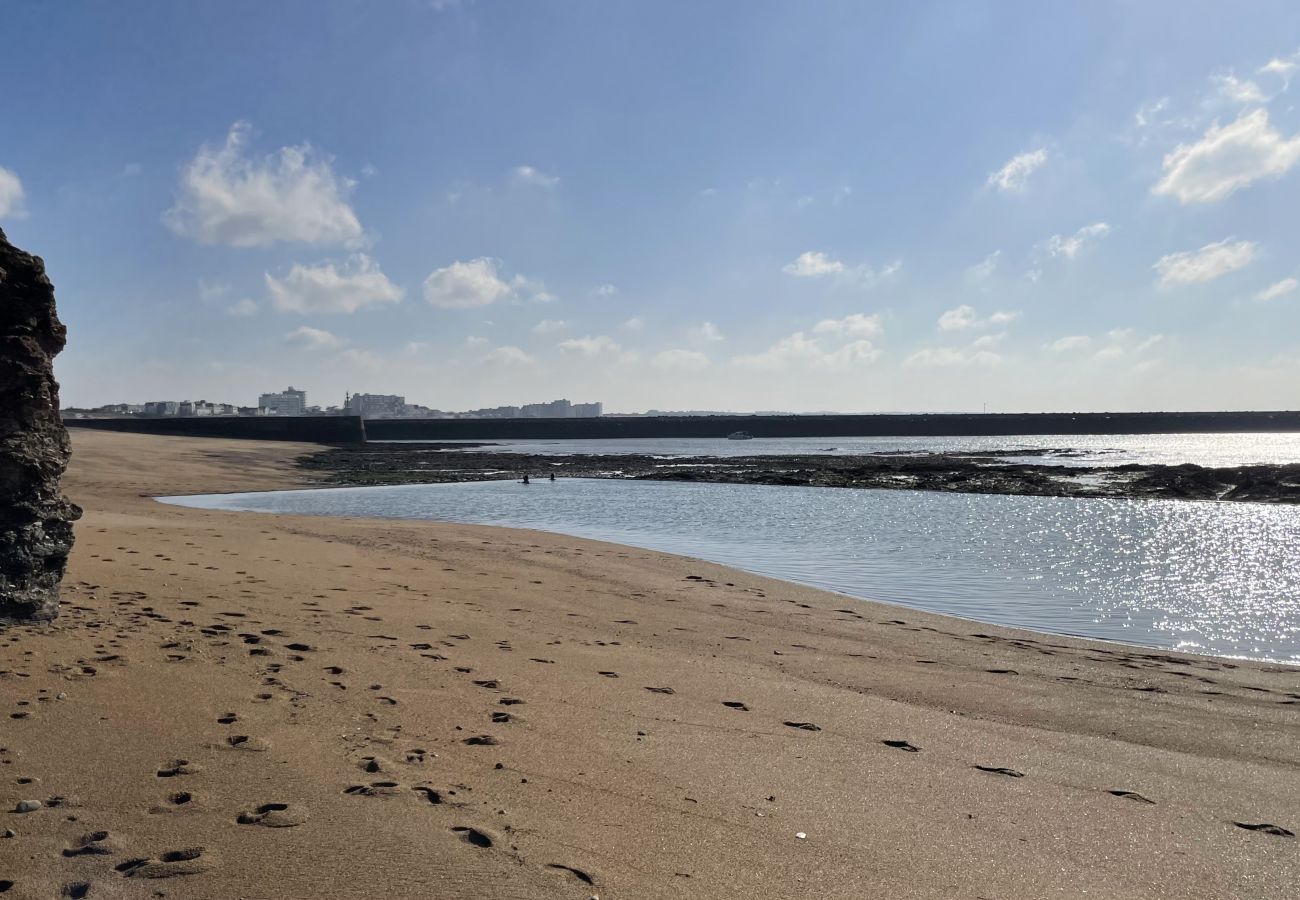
[
  {"x1": 297, "y1": 444, "x2": 1300, "y2": 504},
  {"x1": 1, "y1": 227, "x2": 80, "y2": 622}
]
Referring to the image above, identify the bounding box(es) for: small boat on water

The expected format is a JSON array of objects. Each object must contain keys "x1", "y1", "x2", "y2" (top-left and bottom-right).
[{"x1": 726, "y1": 431, "x2": 754, "y2": 440}]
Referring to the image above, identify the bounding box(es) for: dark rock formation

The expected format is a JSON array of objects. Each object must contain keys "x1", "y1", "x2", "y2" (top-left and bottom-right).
[{"x1": 1, "y1": 227, "x2": 80, "y2": 622}]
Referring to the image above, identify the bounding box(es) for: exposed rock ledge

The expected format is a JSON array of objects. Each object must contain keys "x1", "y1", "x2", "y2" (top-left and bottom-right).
[{"x1": 297, "y1": 444, "x2": 1300, "y2": 505}]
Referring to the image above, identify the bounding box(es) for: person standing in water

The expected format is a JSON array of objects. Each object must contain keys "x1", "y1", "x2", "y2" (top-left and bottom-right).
[{"x1": 522, "y1": 474, "x2": 530, "y2": 485}]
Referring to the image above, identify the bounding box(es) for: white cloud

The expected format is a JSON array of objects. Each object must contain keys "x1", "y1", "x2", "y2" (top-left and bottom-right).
[
  {"x1": 422, "y1": 258, "x2": 514, "y2": 309},
  {"x1": 652, "y1": 349, "x2": 710, "y2": 371},
  {"x1": 1049, "y1": 335, "x2": 1092, "y2": 352},
  {"x1": 266, "y1": 254, "x2": 403, "y2": 314},
  {"x1": 1211, "y1": 72, "x2": 1266, "y2": 105},
  {"x1": 970, "y1": 332, "x2": 1005, "y2": 348},
  {"x1": 163, "y1": 121, "x2": 364, "y2": 247},
  {"x1": 782, "y1": 251, "x2": 900, "y2": 287},
  {"x1": 510, "y1": 273, "x2": 555, "y2": 303},
  {"x1": 1042, "y1": 222, "x2": 1111, "y2": 259},
  {"x1": 285, "y1": 325, "x2": 343, "y2": 350},
  {"x1": 591, "y1": 283, "x2": 619, "y2": 298},
  {"x1": 464, "y1": 335, "x2": 489, "y2": 347},
  {"x1": 511, "y1": 165, "x2": 558, "y2": 188},
  {"x1": 732, "y1": 332, "x2": 879, "y2": 370},
  {"x1": 812, "y1": 313, "x2": 883, "y2": 338},
  {"x1": 622, "y1": 316, "x2": 644, "y2": 331},
  {"x1": 558, "y1": 335, "x2": 622, "y2": 356},
  {"x1": 904, "y1": 346, "x2": 1002, "y2": 368},
  {"x1": 1152, "y1": 109, "x2": 1300, "y2": 204},
  {"x1": 937, "y1": 305, "x2": 1020, "y2": 331},
  {"x1": 481, "y1": 345, "x2": 534, "y2": 366},
  {"x1": 1259, "y1": 49, "x2": 1299, "y2": 85},
  {"x1": 966, "y1": 251, "x2": 1000, "y2": 282},
  {"x1": 987, "y1": 148, "x2": 1048, "y2": 193},
  {"x1": 691, "y1": 321, "x2": 725, "y2": 342},
  {"x1": 1255, "y1": 277, "x2": 1298, "y2": 302},
  {"x1": 0, "y1": 166, "x2": 27, "y2": 219},
  {"x1": 1153, "y1": 238, "x2": 1258, "y2": 288},
  {"x1": 226, "y1": 298, "x2": 259, "y2": 317},
  {"x1": 783, "y1": 251, "x2": 843, "y2": 277},
  {"x1": 532, "y1": 319, "x2": 568, "y2": 334}
]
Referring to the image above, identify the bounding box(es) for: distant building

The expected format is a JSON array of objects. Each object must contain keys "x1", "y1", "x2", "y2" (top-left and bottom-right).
[
  {"x1": 345, "y1": 392, "x2": 407, "y2": 418},
  {"x1": 258, "y1": 386, "x2": 307, "y2": 416},
  {"x1": 572, "y1": 402, "x2": 602, "y2": 418},
  {"x1": 143, "y1": 401, "x2": 179, "y2": 416}
]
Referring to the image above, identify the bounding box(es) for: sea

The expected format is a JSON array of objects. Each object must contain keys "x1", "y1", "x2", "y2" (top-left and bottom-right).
[{"x1": 161, "y1": 430, "x2": 1300, "y2": 664}]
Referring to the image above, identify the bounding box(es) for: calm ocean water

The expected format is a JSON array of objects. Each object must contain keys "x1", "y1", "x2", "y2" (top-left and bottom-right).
[
  {"x1": 161, "y1": 478, "x2": 1300, "y2": 663},
  {"x1": 393, "y1": 431, "x2": 1300, "y2": 467}
]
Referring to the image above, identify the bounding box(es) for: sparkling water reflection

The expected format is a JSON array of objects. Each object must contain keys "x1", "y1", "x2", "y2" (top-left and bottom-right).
[{"x1": 161, "y1": 479, "x2": 1300, "y2": 662}]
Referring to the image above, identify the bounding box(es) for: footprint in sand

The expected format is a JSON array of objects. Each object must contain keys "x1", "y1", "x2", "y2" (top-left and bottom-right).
[
  {"x1": 722, "y1": 701, "x2": 750, "y2": 711},
  {"x1": 451, "y1": 826, "x2": 495, "y2": 848},
  {"x1": 463, "y1": 734, "x2": 499, "y2": 746},
  {"x1": 62, "y1": 830, "x2": 118, "y2": 857},
  {"x1": 973, "y1": 765, "x2": 1024, "y2": 778},
  {"x1": 344, "y1": 781, "x2": 404, "y2": 798},
  {"x1": 1232, "y1": 821, "x2": 1294, "y2": 837},
  {"x1": 156, "y1": 759, "x2": 202, "y2": 778},
  {"x1": 412, "y1": 786, "x2": 446, "y2": 805},
  {"x1": 1108, "y1": 790, "x2": 1155, "y2": 804},
  {"x1": 116, "y1": 847, "x2": 211, "y2": 879},
  {"x1": 784, "y1": 721, "x2": 821, "y2": 731},
  {"x1": 597, "y1": 671, "x2": 619, "y2": 678},
  {"x1": 882, "y1": 740, "x2": 921, "y2": 752},
  {"x1": 149, "y1": 791, "x2": 202, "y2": 815},
  {"x1": 237, "y1": 802, "x2": 309, "y2": 827},
  {"x1": 225, "y1": 735, "x2": 270, "y2": 752},
  {"x1": 547, "y1": 863, "x2": 596, "y2": 887},
  {"x1": 645, "y1": 686, "x2": 675, "y2": 694}
]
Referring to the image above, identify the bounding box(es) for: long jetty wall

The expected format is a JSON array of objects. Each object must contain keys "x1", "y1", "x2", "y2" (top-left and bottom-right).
[
  {"x1": 64, "y1": 410, "x2": 1300, "y2": 443},
  {"x1": 65, "y1": 415, "x2": 366, "y2": 443},
  {"x1": 366, "y1": 410, "x2": 1300, "y2": 441}
]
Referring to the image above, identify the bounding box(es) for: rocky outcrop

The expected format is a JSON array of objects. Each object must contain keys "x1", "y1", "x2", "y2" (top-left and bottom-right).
[{"x1": 1, "y1": 227, "x2": 80, "y2": 622}]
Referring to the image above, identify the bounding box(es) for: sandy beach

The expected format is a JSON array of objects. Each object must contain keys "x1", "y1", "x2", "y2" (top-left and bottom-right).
[{"x1": 2, "y1": 429, "x2": 1297, "y2": 898}]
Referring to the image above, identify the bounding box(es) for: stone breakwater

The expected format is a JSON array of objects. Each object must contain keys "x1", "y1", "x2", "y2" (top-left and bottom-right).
[
  {"x1": 0, "y1": 227, "x2": 80, "y2": 622},
  {"x1": 297, "y1": 444, "x2": 1300, "y2": 504}
]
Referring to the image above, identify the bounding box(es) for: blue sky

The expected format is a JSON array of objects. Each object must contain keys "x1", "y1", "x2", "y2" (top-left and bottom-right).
[{"x1": 3, "y1": 1, "x2": 1299, "y2": 413}]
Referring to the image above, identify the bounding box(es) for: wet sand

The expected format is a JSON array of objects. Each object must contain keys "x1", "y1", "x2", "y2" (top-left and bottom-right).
[{"x1": 2, "y1": 430, "x2": 1297, "y2": 898}]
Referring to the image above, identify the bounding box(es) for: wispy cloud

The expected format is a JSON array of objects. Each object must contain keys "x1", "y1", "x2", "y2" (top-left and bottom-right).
[
  {"x1": 987, "y1": 148, "x2": 1048, "y2": 193},
  {"x1": 511, "y1": 165, "x2": 559, "y2": 188},
  {"x1": 937, "y1": 305, "x2": 1020, "y2": 331},
  {"x1": 1153, "y1": 238, "x2": 1258, "y2": 288},
  {"x1": 1152, "y1": 110, "x2": 1300, "y2": 204},
  {"x1": 1255, "y1": 277, "x2": 1297, "y2": 302}
]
